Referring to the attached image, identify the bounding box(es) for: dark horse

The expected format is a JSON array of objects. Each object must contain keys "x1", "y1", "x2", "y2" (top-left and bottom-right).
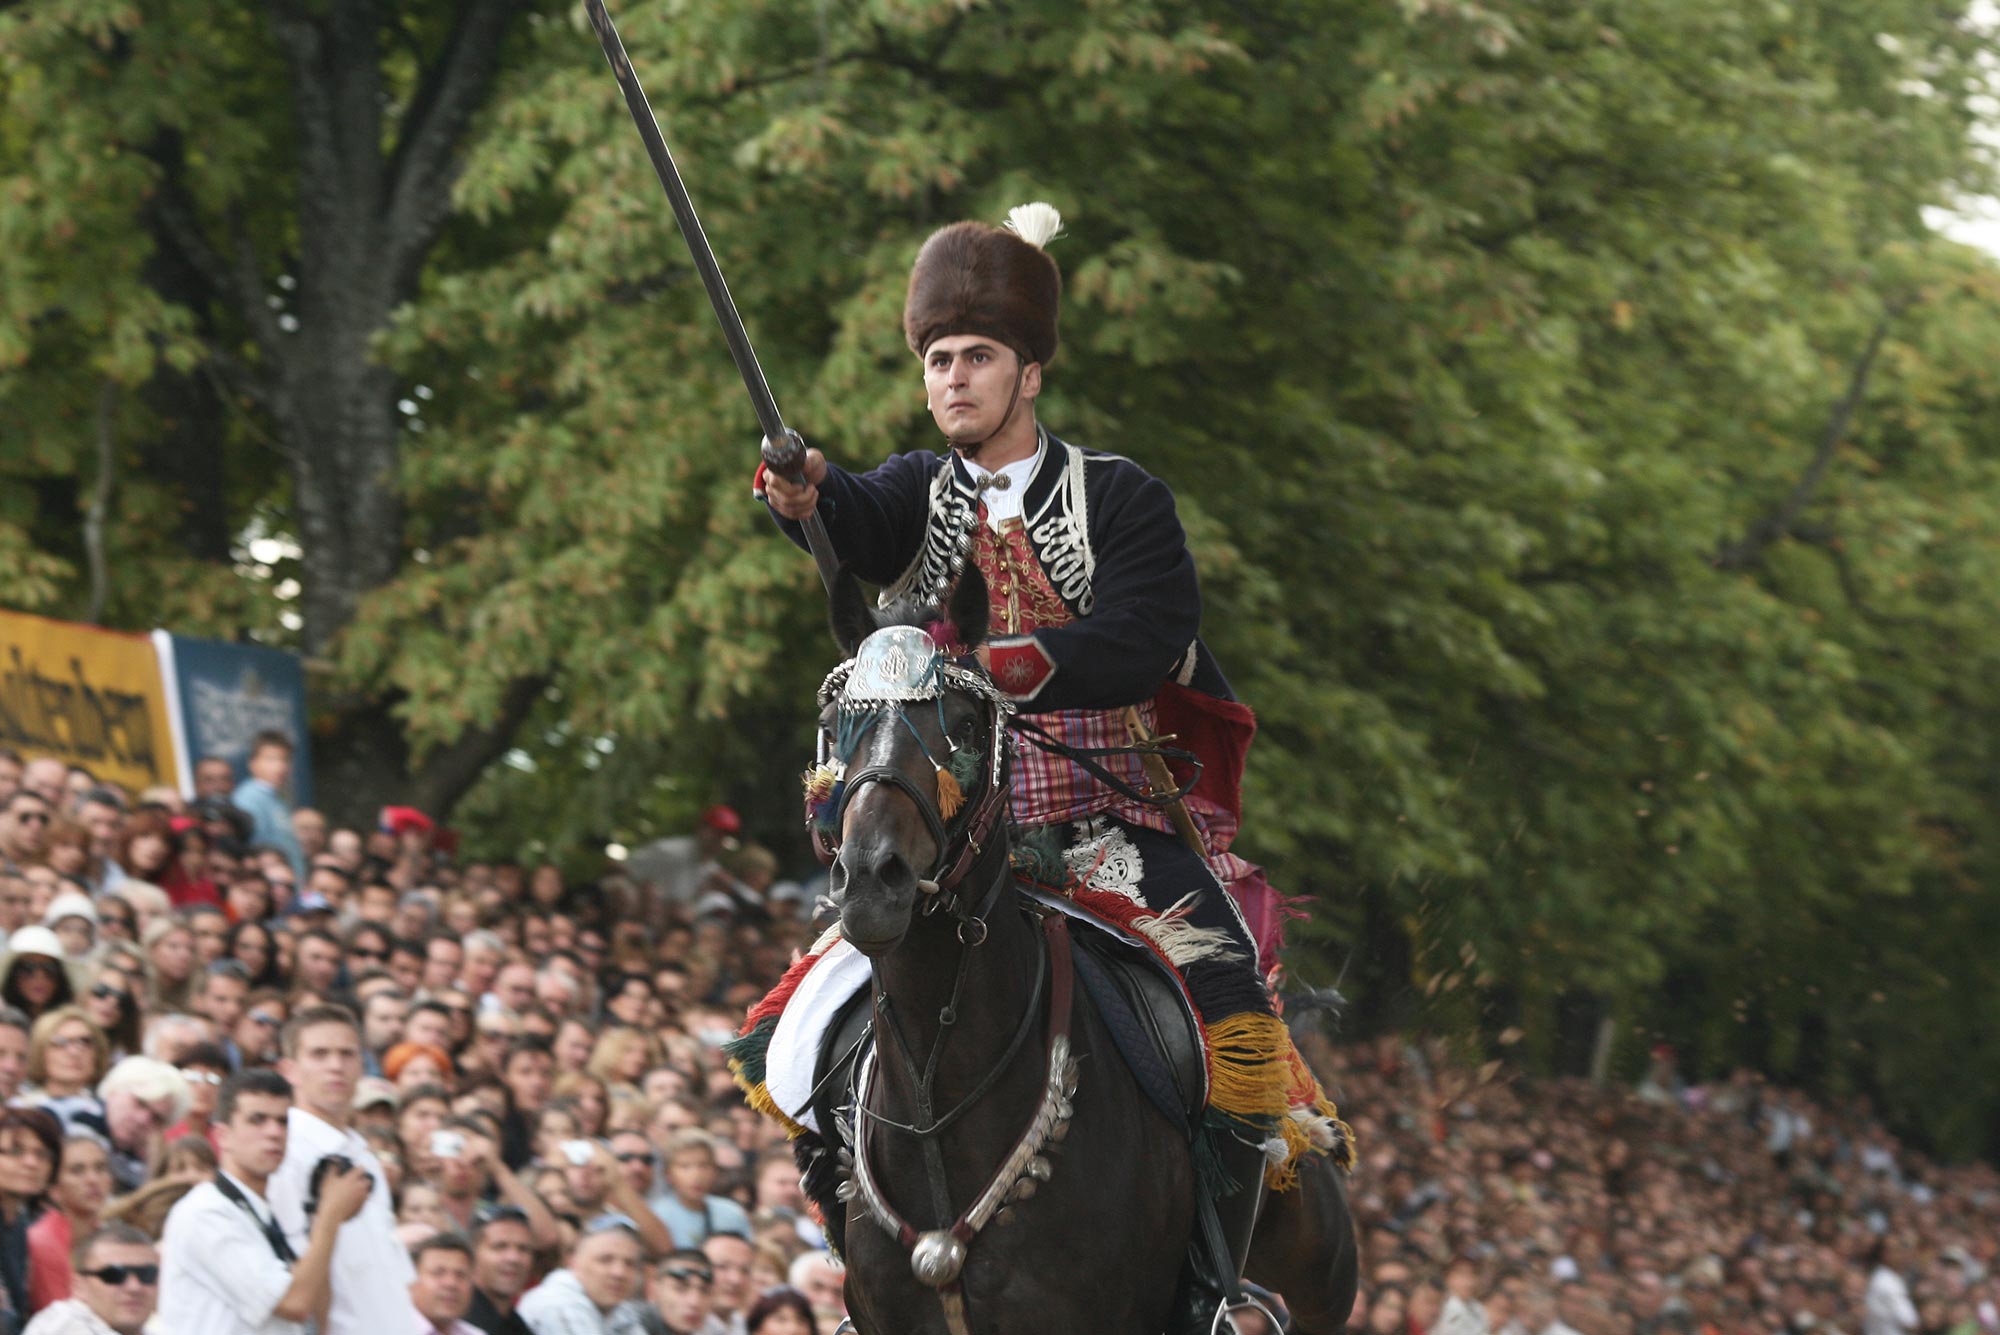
[{"x1": 815, "y1": 567, "x2": 1357, "y2": 1335}]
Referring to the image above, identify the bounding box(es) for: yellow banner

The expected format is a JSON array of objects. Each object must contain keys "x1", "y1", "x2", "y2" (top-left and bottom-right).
[{"x1": 0, "y1": 610, "x2": 178, "y2": 794}]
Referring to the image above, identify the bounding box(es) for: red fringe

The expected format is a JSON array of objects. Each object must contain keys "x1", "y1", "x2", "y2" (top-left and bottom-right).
[{"x1": 738, "y1": 945, "x2": 829, "y2": 1036}]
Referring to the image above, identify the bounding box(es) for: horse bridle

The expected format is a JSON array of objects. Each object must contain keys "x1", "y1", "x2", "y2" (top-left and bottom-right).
[{"x1": 811, "y1": 639, "x2": 1014, "y2": 935}]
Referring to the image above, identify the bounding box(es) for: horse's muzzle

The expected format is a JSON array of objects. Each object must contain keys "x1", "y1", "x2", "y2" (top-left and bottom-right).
[{"x1": 833, "y1": 834, "x2": 921, "y2": 956}]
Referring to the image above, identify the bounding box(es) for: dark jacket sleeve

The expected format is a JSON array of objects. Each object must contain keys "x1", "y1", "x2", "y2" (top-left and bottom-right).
[
  {"x1": 768, "y1": 450, "x2": 941, "y2": 587},
  {"x1": 1023, "y1": 463, "x2": 1201, "y2": 711}
]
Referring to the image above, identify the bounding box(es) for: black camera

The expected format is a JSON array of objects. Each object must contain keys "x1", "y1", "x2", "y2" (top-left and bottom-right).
[{"x1": 305, "y1": 1154, "x2": 356, "y2": 1216}]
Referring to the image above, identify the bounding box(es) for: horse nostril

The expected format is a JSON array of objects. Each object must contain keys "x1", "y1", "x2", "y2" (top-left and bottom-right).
[{"x1": 828, "y1": 861, "x2": 850, "y2": 905}]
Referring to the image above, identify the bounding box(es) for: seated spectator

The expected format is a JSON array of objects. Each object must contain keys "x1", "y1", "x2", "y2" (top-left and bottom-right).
[
  {"x1": 517, "y1": 1215, "x2": 648, "y2": 1335},
  {"x1": 3, "y1": 930, "x2": 76, "y2": 1021},
  {"x1": 646, "y1": 1249, "x2": 714, "y2": 1335},
  {"x1": 410, "y1": 1233, "x2": 484, "y2": 1335},
  {"x1": 648, "y1": 1131, "x2": 749, "y2": 1250},
  {"x1": 743, "y1": 1288, "x2": 818, "y2": 1335},
  {"x1": 22, "y1": 1222, "x2": 158, "y2": 1335},
  {"x1": 467, "y1": 1204, "x2": 537, "y2": 1335},
  {"x1": 26, "y1": 1134, "x2": 112, "y2": 1311}
]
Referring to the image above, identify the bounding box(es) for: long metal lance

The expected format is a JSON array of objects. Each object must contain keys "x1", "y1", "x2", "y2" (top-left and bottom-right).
[{"x1": 583, "y1": 0, "x2": 840, "y2": 592}]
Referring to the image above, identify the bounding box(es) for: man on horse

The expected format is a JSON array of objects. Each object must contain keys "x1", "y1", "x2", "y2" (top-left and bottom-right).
[{"x1": 762, "y1": 203, "x2": 1339, "y2": 1333}]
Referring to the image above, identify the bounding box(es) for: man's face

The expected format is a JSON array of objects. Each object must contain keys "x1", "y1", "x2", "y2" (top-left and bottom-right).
[
  {"x1": 0, "y1": 1025, "x2": 26, "y2": 1099},
  {"x1": 495, "y1": 964, "x2": 535, "y2": 1013},
  {"x1": 0, "y1": 876, "x2": 30, "y2": 933},
  {"x1": 198, "y1": 974, "x2": 248, "y2": 1031},
  {"x1": 405, "y1": 1007, "x2": 451, "y2": 1052},
  {"x1": 475, "y1": 1219, "x2": 536, "y2": 1300},
  {"x1": 194, "y1": 759, "x2": 235, "y2": 799},
  {"x1": 667, "y1": 1150, "x2": 715, "y2": 1202},
  {"x1": 0, "y1": 754, "x2": 22, "y2": 803},
  {"x1": 358, "y1": 885, "x2": 397, "y2": 925},
  {"x1": 504, "y1": 1051, "x2": 553, "y2": 1113},
  {"x1": 248, "y1": 742, "x2": 292, "y2": 789},
  {"x1": 76, "y1": 1238, "x2": 159, "y2": 1335},
  {"x1": 424, "y1": 939, "x2": 463, "y2": 991},
  {"x1": 21, "y1": 759, "x2": 66, "y2": 807},
  {"x1": 411, "y1": 1247, "x2": 474, "y2": 1323},
  {"x1": 700, "y1": 1234, "x2": 754, "y2": 1314},
  {"x1": 292, "y1": 808, "x2": 327, "y2": 855},
  {"x1": 79, "y1": 799, "x2": 122, "y2": 856},
  {"x1": 282, "y1": 1020, "x2": 362, "y2": 1116},
  {"x1": 649, "y1": 1260, "x2": 714, "y2": 1333},
  {"x1": 105, "y1": 1088, "x2": 175, "y2": 1151},
  {"x1": 189, "y1": 913, "x2": 228, "y2": 963},
  {"x1": 1, "y1": 795, "x2": 51, "y2": 857},
  {"x1": 236, "y1": 1005, "x2": 285, "y2": 1063},
  {"x1": 923, "y1": 333, "x2": 1040, "y2": 446},
  {"x1": 572, "y1": 1230, "x2": 643, "y2": 1311},
  {"x1": 388, "y1": 947, "x2": 423, "y2": 995},
  {"x1": 363, "y1": 995, "x2": 408, "y2": 1052},
  {"x1": 298, "y1": 938, "x2": 341, "y2": 990},
  {"x1": 224, "y1": 1095, "x2": 296, "y2": 1175},
  {"x1": 610, "y1": 1134, "x2": 656, "y2": 1198},
  {"x1": 606, "y1": 979, "x2": 650, "y2": 1027}
]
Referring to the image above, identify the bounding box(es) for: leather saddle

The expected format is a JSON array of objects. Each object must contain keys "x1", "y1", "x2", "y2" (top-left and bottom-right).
[{"x1": 802, "y1": 901, "x2": 1206, "y2": 1252}]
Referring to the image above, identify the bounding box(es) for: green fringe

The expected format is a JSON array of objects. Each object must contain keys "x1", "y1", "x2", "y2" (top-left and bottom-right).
[
  {"x1": 948, "y1": 746, "x2": 983, "y2": 791},
  {"x1": 1196, "y1": 1109, "x2": 1281, "y2": 1199},
  {"x1": 1009, "y1": 827, "x2": 1070, "y2": 887},
  {"x1": 722, "y1": 1017, "x2": 778, "y2": 1087}
]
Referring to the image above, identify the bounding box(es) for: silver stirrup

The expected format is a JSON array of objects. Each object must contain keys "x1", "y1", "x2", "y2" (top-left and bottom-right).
[{"x1": 1210, "y1": 1292, "x2": 1284, "y2": 1335}]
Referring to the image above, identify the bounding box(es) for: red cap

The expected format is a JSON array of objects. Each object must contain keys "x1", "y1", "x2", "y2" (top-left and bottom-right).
[
  {"x1": 700, "y1": 804, "x2": 742, "y2": 835},
  {"x1": 380, "y1": 806, "x2": 436, "y2": 836}
]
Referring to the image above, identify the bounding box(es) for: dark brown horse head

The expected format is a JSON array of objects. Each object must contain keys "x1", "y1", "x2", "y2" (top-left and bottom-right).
[{"x1": 821, "y1": 567, "x2": 995, "y2": 956}]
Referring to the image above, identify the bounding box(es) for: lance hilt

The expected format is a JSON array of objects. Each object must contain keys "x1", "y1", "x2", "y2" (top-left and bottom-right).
[{"x1": 583, "y1": 0, "x2": 839, "y2": 593}]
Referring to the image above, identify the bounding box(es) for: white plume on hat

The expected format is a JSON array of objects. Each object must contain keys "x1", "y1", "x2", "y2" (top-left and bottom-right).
[{"x1": 1004, "y1": 202, "x2": 1064, "y2": 250}]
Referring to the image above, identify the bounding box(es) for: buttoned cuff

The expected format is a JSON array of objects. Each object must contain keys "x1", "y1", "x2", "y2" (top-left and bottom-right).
[{"x1": 987, "y1": 636, "x2": 1055, "y2": 701}]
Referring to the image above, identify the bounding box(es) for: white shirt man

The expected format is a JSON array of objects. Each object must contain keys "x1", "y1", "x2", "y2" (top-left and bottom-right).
[
  {"x1": 161, "y1": 1068, "x2": 370, "y2": 1335},
  {"x1": 266, "y1": 1006, "x2": 422, "y2": 1335}
]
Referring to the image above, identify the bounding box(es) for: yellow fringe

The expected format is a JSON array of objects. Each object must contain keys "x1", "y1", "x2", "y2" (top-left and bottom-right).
[
  {"x1": 935, "y1": 764, "x2": 964, "y2": 821},
  {"x1": 1206, "y1": 1012, "x2": 1295, "y2": 1125},
  {"x1": 802, "y1": 765, "x2": 838, "y2": 803},
  {"x1": 1206, "y1": 1012, "x2": 1359, "y2": 1190},
  {"x1": 729, "y1": 1062, "x2": 810, "y2": 1140}
]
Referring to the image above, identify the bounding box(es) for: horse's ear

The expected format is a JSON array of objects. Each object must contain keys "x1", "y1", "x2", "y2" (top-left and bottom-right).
[
  {"x1": 828, "y1": 566, "x2": 879, "y2": 656},
  {"x1": 947, "y1": 566, "x2": 989, "y2": 650}
]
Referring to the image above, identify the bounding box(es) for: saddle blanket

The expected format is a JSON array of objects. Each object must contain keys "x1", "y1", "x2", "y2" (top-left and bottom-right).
[{"x1": 747, "y1": 886, "x2": 1200, "y2": 1135}]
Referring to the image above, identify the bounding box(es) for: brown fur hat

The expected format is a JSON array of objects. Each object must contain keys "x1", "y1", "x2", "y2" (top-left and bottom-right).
[{"x1": 903, "y1": 203, "x2": 1064, "y2": 367}]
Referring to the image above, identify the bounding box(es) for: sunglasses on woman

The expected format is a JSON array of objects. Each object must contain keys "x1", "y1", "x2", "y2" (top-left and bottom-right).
[{"x1": 90, "y1": 983, "x2": 130, "y2": 1006}]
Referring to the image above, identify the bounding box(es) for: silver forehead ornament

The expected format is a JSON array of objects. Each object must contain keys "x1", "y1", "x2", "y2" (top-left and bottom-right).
[{"x1": 846, "y1": 625, "x2": 944, "y2": 702}]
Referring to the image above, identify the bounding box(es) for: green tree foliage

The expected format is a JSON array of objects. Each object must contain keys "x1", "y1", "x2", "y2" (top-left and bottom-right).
[{"x1": 4, "y1": 0, "x2": 2000, "y2": 1151}]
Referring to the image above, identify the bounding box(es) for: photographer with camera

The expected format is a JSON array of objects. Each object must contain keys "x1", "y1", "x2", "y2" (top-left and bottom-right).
[
  {"x1": 159, "y1": 1069, "x2": 371, "y2": 1335},
  {"x1": 265, "y1": 1004, "x2": 421, "y2": 1334}
]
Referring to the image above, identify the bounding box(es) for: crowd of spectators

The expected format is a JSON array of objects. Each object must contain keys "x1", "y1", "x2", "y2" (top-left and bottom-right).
[
  {"x1": 0, "y1": 736, "x2": 840, "y2": 1335},
  {"x1": 1315, "y1": 1035, "x2": 2000, "y2": 1335},
  {"x1": 0, "y1": 733, "x2": 1988, "y2": 1335}
]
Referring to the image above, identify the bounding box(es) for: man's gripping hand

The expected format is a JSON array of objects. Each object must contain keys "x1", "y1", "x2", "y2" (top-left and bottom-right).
[
  {"x1": 759, "y1": 437, "x2": 827, "y2": 521},
  {"x1": 320, "y1": 1163, "x2": 373, "y2": 1224}
]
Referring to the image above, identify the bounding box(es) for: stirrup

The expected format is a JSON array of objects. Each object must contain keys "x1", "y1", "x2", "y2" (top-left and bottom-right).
[
  {"x1": 1209, "y1": 1290, "x2": 1285, "y2": 1335},
  {"x1": 833, "y1": 1320, "x2": 859, "y2": 1335}
]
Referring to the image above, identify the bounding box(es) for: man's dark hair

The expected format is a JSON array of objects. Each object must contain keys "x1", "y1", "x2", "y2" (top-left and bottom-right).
[
  {"x1": 298, "y1": 928, "x2": 342, "y2": 952},
  {"x1": 0, "y1": 1007, "x2": 30, "y2": 1040},
  {"x1": 411, "y1": 1233, "x2": 474, "y2": 1267},
  {"x1": 217, "y1": 1068, "x2": 293, "y2": 1124},
  {"x1": 282, "y1": 1003, "x2": 360, "y2": 1059},
  {"x1": 426, "y1": 929, "x2": 463, "y2": 950},
  {"x1": 179, "y1": 1042, "x2": 232, "y2": 1073},
  {"x1": 389, "y1": 938, "x2": 425, "y2": 963},
  {"x1": 501, "y1": 1035, "x2": 553, "y2": 1072},
  {"x1": 409, "y1": 999, "x2": 452, "y2": 1027},
  {"x1": 249, "y1": 730, "x2": 293, "y2": 760},
  {"x1": 71, "y1": 1221, "x2": 153, "y2": 1273},
  {"x1": 78, "y1": 787, "x2": 124, "y2": 813},
  {"x1": 204, "y1": 959, "x2": 251, "y2": 985},
  {"x1": 358, "y1": 880, "x2": 398, "y2": 901},
  {"x1": 3, "y1": 791, "x2": 48, "y2": 815},
  {"x1": 345, "y1": 923, "x2": 390, "y2": 950},
  {"x1": 0, "y1": 748, "x2": 21, "y2": 767},
  {"x1": 183, "y1": 904, "x2": 227, "y2": 926}
]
